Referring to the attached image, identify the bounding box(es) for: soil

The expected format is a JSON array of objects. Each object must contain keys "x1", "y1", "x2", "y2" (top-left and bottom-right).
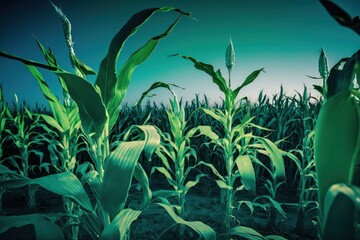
[{"x1": 1, "y1": 177, "x2": 318, "y2": 240}]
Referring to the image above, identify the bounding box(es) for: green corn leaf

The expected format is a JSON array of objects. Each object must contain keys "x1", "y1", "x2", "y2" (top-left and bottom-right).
[
  {"x1": 100, "y1": 208, "x2": 141, "y2": 240},
  {"x1": 186, "y1": 125, "x2": 219, "y2": 140},
  {"x1": 32, "y1": 172, "x2": 93, "y2": 211},
  {"x1": 1, "y1": 172, "x2": 92, "y2": 212},
  {"x1": 34, "y1": 39, "x2": 69, "y2": 93},
  {"x1": 70, "y1": 54, "x2": 96, "y2": 76},
  {"x1": 0, "y1": 214, "x2": 64, "y2": 240},
  {"x1": 95, "y1": 8, "x2": 189, "y2": 131},
  {"x1": 254, "y1": 195, "x2": 287, "y2": 219},
  {"x1": 174, "y1": 54, "x2": 229, "y2": 96},
  {"x1": 201, "y1": 108, "x2": 226, "y2": 124},
  {"x1": 136, "y1": 82, "x2": 184, "y2": 106},
  {"x1": 23, "y1": 65, "x2": 70, "y2": 131},
  {"x1": 101, "y1": 125, "x2": 160, "y2": 219},
  {"x1": 0, "y1": 50, "x2": 59, "y2": 71},
  {"x1": 235, "y1": 155, "x2": 256, "y2": 193},
  {"x1": 196, "y1": 161, "x2": 226, "y2": 182},
  {"x1": 40, "y1": 114, "x2": 64, "y2": 133},
  {"x1": 228, "y1": 226, "x2": 287, "y2": 240},
  {"x1": 314, "y1": 90, "x2": 360, "y2": 216},
  {"x1": 232, "y1": 68, "x2": 264, "y2": 101},
  {"x1": 101, "y1": 140, "x2": 145, "y2": 220},
  {"x1": 151, "y1": 166, "x2": 177, "y2": 187},
  {"x1": 54, "y1": 71, "x2": 108, "y2": 137},
  {"x1": 313, "y1": 84, "x2": 324, "y2": 96},
  {"x1": 157, "y1": 203, "x2": 216, "y2": 240},
  {"x1": 326, "y1": 56, "x2": 356, "y2": 99},
  {"x1": 133, "y1": 163, "x2": 152, "y2": 209},
  {"x1": 183, "y1": 173, "x2": 207, "y2": 195},
  {"x1": 257, "y1": 138, "x2": 286, "y2": 180},
  {"x1": 123, "y1": 125, "x2": 161, "y2": 160}
]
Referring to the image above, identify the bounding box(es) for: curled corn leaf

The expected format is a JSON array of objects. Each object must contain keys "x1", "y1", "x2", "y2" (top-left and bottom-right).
[{"x1": 314, "y1": 90, "x2": 360, "y2": 217}]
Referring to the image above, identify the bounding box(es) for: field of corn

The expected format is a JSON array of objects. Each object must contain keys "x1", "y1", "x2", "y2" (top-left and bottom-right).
[{"x1": 0, "y1": 1, "x2": 359, "y2": 240}]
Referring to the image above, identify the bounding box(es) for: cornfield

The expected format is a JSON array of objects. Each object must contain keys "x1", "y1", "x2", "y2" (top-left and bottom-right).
[{"x1": 0, "y1": 1, "x2": 359, "y2": 240}]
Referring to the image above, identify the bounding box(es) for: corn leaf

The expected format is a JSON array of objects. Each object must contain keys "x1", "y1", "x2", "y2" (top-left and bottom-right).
[
  {"x1": 0, "y1": 50, "x2": 59, "y2": 71},
  {"x1": 1, "y1": 172, "x2": 92, "y2": 211},
  {"x1": 100, "y1": 208, "x2": 141, "y2": 240},
  {"x1": 133, "y1": 163, "x2": 152, "y2": 209},
  {"x1": 136, "y1": 82, "x2": 184, "y2": 106},
  {"x1": 314, "y1": 90, "x2": 360, "y2": 216},
  {"x1": 35, "y1": 39, "x2": 69, "y2": 92},
  {"x1": 23, "y1": 65, "x2": 70, "y2": 131},
  {"x1": 235, "y1": 155, "x2": 256, "y2": 193},
  {"x1": 157, "y1": 203, "x2": 216, "y2": 240},
  {"x1": 124, "y1": 125, "x2": 161, "y2": 160},
  {"x1": 232, "y1": 68, "x2": 264, "y2": 101},
  {"x1": 95, "y1": 8, "x2": 189, "y2": 131},
  {"x1": 186, "y1": 125, "x2": 219, "y2": 140},
  {"x1": 257, "y1": 138, "x2": 286, "y2": 180},
  {"x1": 101, "y1": 125, "x2": 160, "y2": 219},
  {"x1": 101, "y1": 141, "x2": 145, "y2": 219},
  {"x1": 320, "y1": 0, "x2": 360, "y2": 35},
  {"x1": 54, "y1": 71, "x2": 108, "y2": 137},
  {"x1": 0, "y1": 214, "x2": 64, "y2": 240},
  {"x1": 228, "y1": 226, "x2": 287, "y2": 240},
  {"x1": 174, "y1": 54, "x2": 229, "y2": 96}
]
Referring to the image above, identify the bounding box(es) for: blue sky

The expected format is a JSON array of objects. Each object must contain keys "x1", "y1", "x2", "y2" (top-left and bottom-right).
[{"x1": 0, "y1": 0, "x2": 359, "y2": 108}]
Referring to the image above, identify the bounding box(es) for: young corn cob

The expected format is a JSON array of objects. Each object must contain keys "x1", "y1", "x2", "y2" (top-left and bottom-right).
[{"x1": 225, "y1": 36, "x2": 235, "y2": 88}]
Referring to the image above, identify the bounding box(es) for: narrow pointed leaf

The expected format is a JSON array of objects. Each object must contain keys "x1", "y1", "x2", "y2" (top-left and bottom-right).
[
  {"x1": 258, "y1": 138, "x2": 286, "y2": 180},
  {"x1": 136, "y1": 82, "x2": 184, "y2": 106},
  {"x1": 174, "y1": 54, "x2": 229, "y2": 95},
  {"x1": 232, "y1": 68, "x2": 264, "y2": 101}
]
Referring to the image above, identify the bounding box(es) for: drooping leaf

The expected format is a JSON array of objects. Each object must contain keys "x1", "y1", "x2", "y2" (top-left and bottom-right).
[
  {"x1": 174, "y1": 54, "x2": 229, "y2": 96},
  {"x1": 157, "y1": 203, "x2": 216, "y2": 240},
  {"x1": 136, "y1": 81, "x2": 184, "y2": 106},
  {"x1": 133, "y1": 163, "x2": 152, "y2": 209},
  {"x1": 0, "y1": 214, "x2": 64, "y2": 240},
  {"x1": 1, "y1": 172, "x2": 92, "y2": 212},
  {"x1": 101, "y1": 141, "x2": 145, "y2": 220},
  {"x1": 186, "y1": 125, "x2": 219, "y2": 140},
  {"x1": 100, "y1": 208, "x2": 141, "y2": 240},
  {"x1": 54, "y1": 71, "x2": 108, "y2": 137},
  {"x1": 235, "y1": 155, "x2": 256, "y2": 193}
]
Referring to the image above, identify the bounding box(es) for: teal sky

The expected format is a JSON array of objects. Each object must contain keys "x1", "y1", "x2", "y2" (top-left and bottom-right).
[{"x1": 0, "y1": 0, "x2": 359, "y2": 108}]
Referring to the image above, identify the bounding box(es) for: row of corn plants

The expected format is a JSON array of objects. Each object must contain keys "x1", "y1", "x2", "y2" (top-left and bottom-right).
[{"x1": 3, "y1": 1, "x2": 354, "y2": 239}]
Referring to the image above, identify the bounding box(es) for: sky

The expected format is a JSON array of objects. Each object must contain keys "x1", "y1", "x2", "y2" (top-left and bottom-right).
[{"x1": 0, "y1": 0, "x2": 359, "y2": 108}]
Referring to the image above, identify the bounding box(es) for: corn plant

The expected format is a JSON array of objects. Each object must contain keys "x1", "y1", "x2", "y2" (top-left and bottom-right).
[
  {"x1": 0, "y1": 85, "x2": 11, "y2": 213},
  {"x1": 315, "y1": 1, "x2": 360, "y2": 236},
  {"x1": 0, "y1": 6, "x2": 190, "y2": 239},
  {"x1": 174, "y1": 38, "x2": 287, "y2": 239},
  {"x1": 151, "y1": 94, "x2": 216, "y2": 239}
]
